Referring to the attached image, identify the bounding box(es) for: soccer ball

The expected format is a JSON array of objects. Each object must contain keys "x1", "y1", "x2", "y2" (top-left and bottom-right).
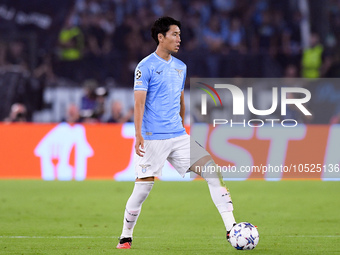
[{"x1": 229, "y1": 222, "x2": 259, "y2": 250}]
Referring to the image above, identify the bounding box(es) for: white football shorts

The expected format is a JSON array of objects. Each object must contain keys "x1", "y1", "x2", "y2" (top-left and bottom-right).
[{"x1": 134, "y1": 134, "x2": 209, "y2": 178}]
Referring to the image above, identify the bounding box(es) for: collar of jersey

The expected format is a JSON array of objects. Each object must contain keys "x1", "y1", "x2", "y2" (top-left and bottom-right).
[{"x1": 153, "y1": 52, "x2": 173, "y2": 64}]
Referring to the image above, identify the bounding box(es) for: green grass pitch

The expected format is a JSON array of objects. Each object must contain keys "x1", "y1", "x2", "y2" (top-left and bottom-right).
[{"x1": 0, "y1": 180, "x2": 340, "y2": 254}]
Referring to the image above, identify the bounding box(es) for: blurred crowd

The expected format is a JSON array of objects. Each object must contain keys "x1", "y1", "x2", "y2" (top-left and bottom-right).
[
  {"x1": 49, "y1": 0, "x2": 340, "y2": 81},
  {"x1": 1, "y1": 0, "x2": 340, "y2": 123},
  {"x1": 61, "y1": 79, "x2": 134, "y2": 124}
]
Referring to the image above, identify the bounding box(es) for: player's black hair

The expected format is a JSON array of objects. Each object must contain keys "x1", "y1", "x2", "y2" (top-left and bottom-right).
[{"x1": 151, "y1": 16, "x2": 181, "y2": 45}]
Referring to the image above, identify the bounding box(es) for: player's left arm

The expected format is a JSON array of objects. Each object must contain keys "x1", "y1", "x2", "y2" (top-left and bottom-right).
[{"x1": 180, "y1": 90, "x2": 185, "y2": 127}]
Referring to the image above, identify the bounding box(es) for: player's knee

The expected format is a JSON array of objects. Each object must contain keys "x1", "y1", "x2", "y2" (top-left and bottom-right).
[
  {"x1": 190, "y1": 155, "x2": 213, "y2": 173},
  {"x1": 134, "y1": 181, "x2": 154, "y2": 201},
  {"x1": 200, "y1": 160, "x2": 223, "y2": 186},
  {"x1": 127, "y1": 181, "x2": 154, "y2": 210},
  {"x1": 136, "y1": 176, "x2": 155, "y2": 182}
]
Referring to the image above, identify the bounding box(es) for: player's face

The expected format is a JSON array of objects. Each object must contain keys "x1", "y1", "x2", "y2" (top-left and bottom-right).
[{"x1": 162, "y1": 25, "x2": 181, "y2": 54}]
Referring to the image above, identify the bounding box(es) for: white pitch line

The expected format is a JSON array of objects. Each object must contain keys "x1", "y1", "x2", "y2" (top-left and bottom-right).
[
  {"x1": 0, "y1": 236, "x2": 154, "y2": 239},
  {"x1": 287, "y1": 235, "x2": 340, "y2": 238},
  {"x1": 1, "y1": 235, "x2": 339, "y2": 239},
  {"x1": 0, "y1": 236, "x2": 114, "y2": 239}
]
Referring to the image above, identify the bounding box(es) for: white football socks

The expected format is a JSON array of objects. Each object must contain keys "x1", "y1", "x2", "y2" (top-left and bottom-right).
[
  {"x1": 120, "y1": 181, "x2": 154, "y2": 238},
  {"x1": 221, "y1": 211, "x2": 236, "y2": 231},
  {"x1": 202, "y1": 160, "x2": 236, "y2": 231},
  {"x1": 120, "y1": 159, "x2": 236, "y2": 239}
]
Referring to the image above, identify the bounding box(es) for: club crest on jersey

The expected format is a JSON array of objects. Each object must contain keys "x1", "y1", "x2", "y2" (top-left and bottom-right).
[
  {"x1": 136, "y1": 69, "x2": 142, "y2": 79},
  {"x1": 175, "y1": 68, "x2": 183, "y2": 78},
  {"x1": 139, "y1": 164, "x2": 151, "y2": 173}
]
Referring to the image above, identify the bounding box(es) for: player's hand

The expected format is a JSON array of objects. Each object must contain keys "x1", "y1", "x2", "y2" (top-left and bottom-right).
[{"x1": 135, "y1": 134, "x2": 145, "y2": 157}]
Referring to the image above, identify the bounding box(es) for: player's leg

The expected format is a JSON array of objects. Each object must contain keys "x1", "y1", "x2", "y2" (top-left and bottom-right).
[
  {"x1": 117, "y1": 139, "x2": 170, "y2": 249},
  {"x1": 167, "y1": 135, "x2": 236, "y2": 234},
  {"x1": 190, "y1": 155, "x2": 236, "y2": 235},
  {"x1": 117, "y1": 177, "x2": 154, "y2": 249}
]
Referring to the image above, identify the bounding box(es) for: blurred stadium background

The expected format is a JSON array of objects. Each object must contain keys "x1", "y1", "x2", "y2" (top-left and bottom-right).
[
  {"x1": 1, "y1": 3, "x2": 340, "y2": 254},
  {"x1": 1, "y1": 0, "x2": 340, "y2": 124}
]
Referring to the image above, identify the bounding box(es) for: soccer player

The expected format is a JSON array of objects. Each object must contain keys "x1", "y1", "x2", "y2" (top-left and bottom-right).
[{"x1": 116, "y1": 16, "x2": 236, "y2": 249}]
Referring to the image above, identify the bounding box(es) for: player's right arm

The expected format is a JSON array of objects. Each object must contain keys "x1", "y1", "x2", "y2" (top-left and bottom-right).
[
  {"x1": 134, "y1": 90, "x2": 147, "y2": 157},
  {"x1": 133, "y1": 60, "x2": 151, "y2": 157}
]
